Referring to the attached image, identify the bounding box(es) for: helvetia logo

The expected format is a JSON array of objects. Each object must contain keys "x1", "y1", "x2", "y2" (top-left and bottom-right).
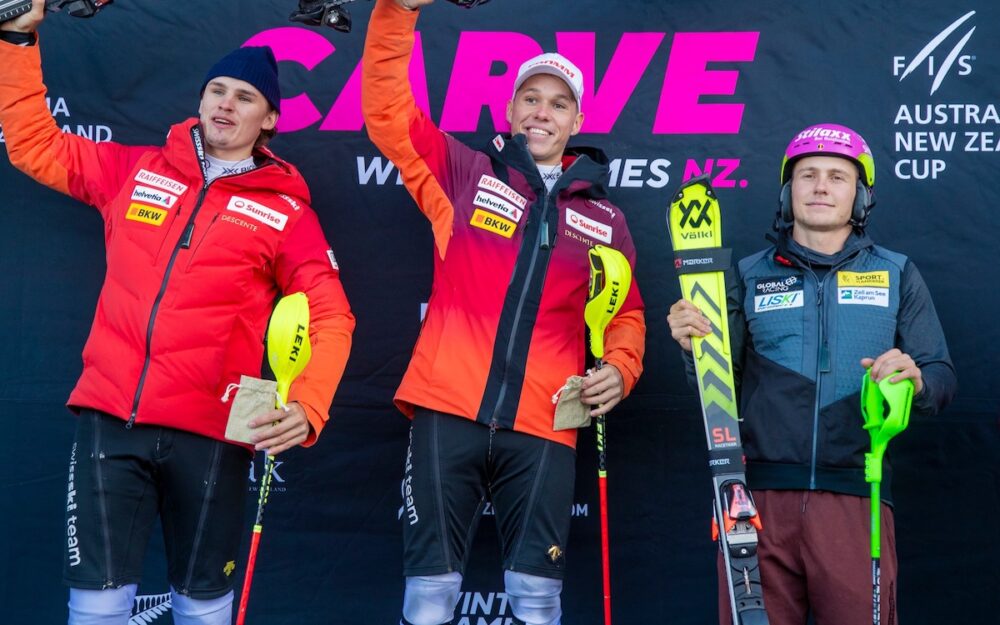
[{"x1": 893, "y1": 11, "x2": 976, "y2": 95}]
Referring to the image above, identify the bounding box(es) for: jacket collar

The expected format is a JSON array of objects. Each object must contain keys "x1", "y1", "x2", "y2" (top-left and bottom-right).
[
  {"x1": 160, "y1": 118, "x2": 311, "y2": 203},
  {"x1": 486, "y1": 133, "x2": 611, "y2": 200},
  {"x1": 773, "y1": 228, "x2": 874, "y2": 269}
]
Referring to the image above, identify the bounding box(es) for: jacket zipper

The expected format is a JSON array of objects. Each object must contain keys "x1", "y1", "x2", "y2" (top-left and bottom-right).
[
  {"x1": 809, "y1": 274, "x2": 826, "y2": 489},
  {"x1": 127, "y1": 184, "x2": 208, "y2": 428},
  {"x1": 126, "y1": 163, "x2": 276, "y2": 428},
  {"x1": 487, "y1": 166, "x2": 566, "y2": 426}
]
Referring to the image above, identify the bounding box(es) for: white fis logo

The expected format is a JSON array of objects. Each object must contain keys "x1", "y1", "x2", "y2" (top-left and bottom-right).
[{"x1": 892, "y1": 11, "x2": 976, "y2": 95}]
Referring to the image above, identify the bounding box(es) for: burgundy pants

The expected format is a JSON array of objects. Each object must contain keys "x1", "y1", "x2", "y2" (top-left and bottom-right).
[{"x1": 718, "y1": 489, "x2": 897, "y2": 625}]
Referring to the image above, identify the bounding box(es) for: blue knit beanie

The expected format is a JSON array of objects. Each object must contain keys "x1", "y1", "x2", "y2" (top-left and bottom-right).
[{"x1": 201, "y1": 46, "x2": 281, "y2": 113}]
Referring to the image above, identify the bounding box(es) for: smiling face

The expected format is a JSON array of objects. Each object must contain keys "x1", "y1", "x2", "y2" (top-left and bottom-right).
[
  {"x1": 506, "y1": 73, "x2": 584, "y2": 166},
  {"x1": 790, "y1": 155, "x2": 860, "y2": 235},
  {"x1": 198, "y1": 76, "x2": 278, "y2": 161}
]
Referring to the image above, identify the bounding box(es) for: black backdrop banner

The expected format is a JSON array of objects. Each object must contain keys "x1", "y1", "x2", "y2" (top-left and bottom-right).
[{"x1": 1, "y1": 1, "x2": 997, "y2": 624}]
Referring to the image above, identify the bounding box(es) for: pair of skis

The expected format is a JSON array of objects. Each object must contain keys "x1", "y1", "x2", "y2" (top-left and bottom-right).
[
  {"x1": 668, "y1": 177, "x2": 768, "y2": 625},
  {"x1": 587, "y1": 180, "x2": 762, "y2": 625}
]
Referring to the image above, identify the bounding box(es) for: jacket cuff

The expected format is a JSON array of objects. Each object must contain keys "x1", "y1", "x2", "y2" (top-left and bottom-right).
[{"x1": 603, "y1": 353, "x2": 639, "y2": 398}]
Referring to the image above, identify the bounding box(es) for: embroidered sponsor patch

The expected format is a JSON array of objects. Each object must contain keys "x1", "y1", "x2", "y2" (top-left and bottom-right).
[
  {"x1": 565, "y1": 208, "x2": 612, "y2": 244},
  {"x1": 587, "y1": 198, "x2": 616, "y2": 219},
  {"x1": 125, "y1": 203, "x2": 168, "y2": 226},
  {"x1": 473, "y1": 190, "x2": 523, "y2": 223},
  {"x1": 754, "y1": 275, "x2": 802, "y2": 295},
  {"x1": 563, "y1": 228, "x2": 596, "y2": 247},
  {"x1": 838, "y1": 287, "x2": 889, "y2": 307},
  {"x1": 754, "y1": 290, "x2": 804, "y2": 313},
  {"x1": 838, "y1": 271, "x2": 890, "y2": 288},
  {"x1": 278, "y1": 194, "x2": 301, "y2": 211},
  {"x1": 226, "y1": 196, "x2": 288, "y2": 231},
  {"x1": 477, "y1": 174, "x2": 527, "y2": 209},
  {"x1": 470, "y1": 208, "x2": 516, "y2": 238},
  {"x1": 327, "y1": 249, "x2": 339, "y2": 270},
  {"x1": 219, "y1": 214, "x2": 259, "y2": 232},
  {"x1": 134, "y1": 169, "x2": 188, "y2": 195},
  {"x1": 130, "y1": 185, "x2": 178, "y2": 210}
]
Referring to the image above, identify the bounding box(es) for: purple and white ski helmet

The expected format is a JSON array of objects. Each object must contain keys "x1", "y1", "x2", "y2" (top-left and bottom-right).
[{"x1": 780, "y1": 123, "x2": 875, "y2": 189}]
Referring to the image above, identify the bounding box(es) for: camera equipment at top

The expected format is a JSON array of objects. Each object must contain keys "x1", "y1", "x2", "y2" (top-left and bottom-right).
[{"x1": 1, "y1": 0, "x2": 110, "y2": 24}]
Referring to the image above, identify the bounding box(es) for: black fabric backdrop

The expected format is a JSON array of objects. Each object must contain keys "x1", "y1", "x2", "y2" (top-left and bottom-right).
[{"x1": 1, "y1": 1, "x2": 997, "y2": 623}]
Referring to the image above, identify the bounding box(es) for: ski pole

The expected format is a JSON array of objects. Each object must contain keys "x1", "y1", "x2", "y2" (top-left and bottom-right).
[
  {"x1": 584, "y1": 245, "x2": 633, "y2": 625},
  {"x1": 236, "y1": 292, "x2": 312, "y2": 625},
  {"x1": 860, "y1": 370, "x2": 912, "y2": 625}
]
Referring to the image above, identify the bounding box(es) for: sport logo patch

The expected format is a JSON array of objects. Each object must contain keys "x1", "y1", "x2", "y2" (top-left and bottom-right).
[
  {"x1": 226, "y1": 196, "x2": 288, "y2": 231},
  {"x1": 492, "y1": 134, "x2": 505, "y2": 152},
  {"x1": 838, "y1": 287, "x2": 889, "y2": 308},
  {"x1": 470, "y1": 208, "x2": 515, "y2": 238},
  {"x1": 125, "y1": 203, "x2": 168, "y2": 226},
  {"x1": 473, "y1": 190, "x2": 523, "y2": 223},
  {"x1": 565, "y1": 208, "x2": 612, "y2": 244},
  {"x1": 477, "y1": 175, "x2": 527, "y2": 209},
  {"x1": 838, "y1": 271, "x2": 889, "y2": 288},
  {"x1": 130, "y1": 185, "x2": 178, "y2": 210},
  {"x1": 134, "y1": 169, "x2": 188, "y2": 195}
]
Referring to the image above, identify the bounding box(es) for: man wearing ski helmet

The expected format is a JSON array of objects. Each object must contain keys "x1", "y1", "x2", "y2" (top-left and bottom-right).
[
  {"x1": 362, "y1": 1, "x2": 645, "y2": 624},
  {"x1": 668, "y1": 123, "x2": 956, "y2": 625}
]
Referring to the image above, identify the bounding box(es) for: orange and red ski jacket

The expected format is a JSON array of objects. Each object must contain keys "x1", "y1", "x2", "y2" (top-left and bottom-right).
[
  {"x1": 0, "y1": 41, "x2": 355, "y2": 447},
  {"x1": 363, "y1": 0, "x2": 645, "y2": 449}
]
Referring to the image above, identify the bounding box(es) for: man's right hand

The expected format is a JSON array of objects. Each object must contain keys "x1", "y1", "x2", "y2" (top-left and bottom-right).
[
  {"x1": 667, "y1": 299, "x2": 711, "y2": 352},
  {"x1": 395, "y1": 0, "x2": 433, "y2": 10},
  {"x1": 1, "y1": 0, "x2": 44, "y2": 33}
]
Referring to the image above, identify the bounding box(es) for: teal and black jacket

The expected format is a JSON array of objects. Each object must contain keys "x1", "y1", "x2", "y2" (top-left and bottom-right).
[{"x1": 687, "y1": 229, "x2": 956, "y2": 504}]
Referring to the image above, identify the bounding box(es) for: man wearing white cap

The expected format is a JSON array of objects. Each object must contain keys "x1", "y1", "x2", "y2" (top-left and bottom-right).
[{"x1": 363, "y1": 1, "x2": 645, "y2": 624}]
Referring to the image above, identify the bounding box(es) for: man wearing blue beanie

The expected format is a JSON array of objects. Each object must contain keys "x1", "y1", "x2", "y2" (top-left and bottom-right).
[{"x1": 0, "y1": 3, "x2": 356, "y2": 625}]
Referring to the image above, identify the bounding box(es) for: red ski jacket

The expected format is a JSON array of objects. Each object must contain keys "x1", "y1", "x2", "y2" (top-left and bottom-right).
[
  {"x1": 363, "y1": 0, "x2": 645, "y2": 448},
  {"x1": 0, "y1": 41, "x2": 355, "y2": 446}
]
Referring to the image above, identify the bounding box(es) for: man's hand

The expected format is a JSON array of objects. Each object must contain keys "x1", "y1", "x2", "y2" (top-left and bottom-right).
[
  {"x1": 1, "y1": 0, "x2": 45, "y2": 33},
  {"x1": 667, "y1": 299, "x2": 711, "y2": 352},
  {"x1": 248, "y1": 401, "x2": 311, "y2": 456},
  {"x1": 395, "y1": 0, "x2": 433, "y2": 10},
  {"x1": 580, "y1": 364, "x2": 624, "y2": 417},
  {"x1": 861, "y1": 348, "x2": 924, "y2": 395}
]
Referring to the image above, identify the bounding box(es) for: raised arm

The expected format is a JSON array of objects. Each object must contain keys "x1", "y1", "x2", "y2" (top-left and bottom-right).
[
  {"x1": 0, "y1": 5, "x2": 147, "y2": 214},
  {"x1": 362, "y1": 0, "x2": 463, "y2": 258}
]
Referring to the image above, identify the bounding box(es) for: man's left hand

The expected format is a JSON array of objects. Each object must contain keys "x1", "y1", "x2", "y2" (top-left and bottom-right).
[
  {"x1": 580, "y1": 364, "x2": 624, "y2": 417},
  {"x1": 249, "y1": 402, "x2": 311, "y2": 456},
  {"x1": 861, "y1": 348, "x2": 924, "y2": 395}
]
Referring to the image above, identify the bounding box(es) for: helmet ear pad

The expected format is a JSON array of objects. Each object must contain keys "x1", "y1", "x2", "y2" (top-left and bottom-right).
[
  {"x1": 852, "y1": 179, "x2": 872, "y2": 225},
  {"x1": 779, "y1": 181, "x2": 793, "y2": 223},
  {"x1": 778, "y1": 179, "x2": 873, "y2": 226}
]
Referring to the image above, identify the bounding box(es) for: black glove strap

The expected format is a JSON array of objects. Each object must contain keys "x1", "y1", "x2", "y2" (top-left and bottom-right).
[{"x1": 0, "y1": 30, "x2": 37, "y2": 46}]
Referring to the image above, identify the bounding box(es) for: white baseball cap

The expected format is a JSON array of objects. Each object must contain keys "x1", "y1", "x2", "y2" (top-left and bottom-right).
[{"x1": 512, "y1": 53, "x2": 584, "y2": 110}]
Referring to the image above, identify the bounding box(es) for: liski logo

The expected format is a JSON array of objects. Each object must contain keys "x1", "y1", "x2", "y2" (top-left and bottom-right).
[
  {"x1": 893, "y1": 11, "x2": 976, "y2": 95},
  {"x1": 130, "y1": 593, "x2": 171, "y2": 624}
]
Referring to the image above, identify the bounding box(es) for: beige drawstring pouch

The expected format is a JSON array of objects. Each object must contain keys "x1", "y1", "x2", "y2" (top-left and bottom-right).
[
  {"x1": 220, "y1": 375, "x2": 281, "y2": 444},
  {"x1": 552, "y1": 375, "x2": 592, "y2": 431}
]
